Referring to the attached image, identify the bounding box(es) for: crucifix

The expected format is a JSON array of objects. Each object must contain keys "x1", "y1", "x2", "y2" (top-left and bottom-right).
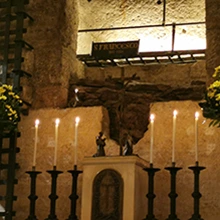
[{"x1": 112, "y1": 67, "x2": 140, "y2": 155}]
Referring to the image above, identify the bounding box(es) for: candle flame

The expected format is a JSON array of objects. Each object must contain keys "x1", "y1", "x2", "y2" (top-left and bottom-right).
[
  {"x1": 173, "y1": 110, "x2": 178, "y2": 117},
  {"x1": 35, "y1": 119, "x2": 40, "y2": 127},
  {"x1": 55, "y1": 118, "x2": 60, "y2": 126},
  {"x1": 150, "y1": 114, "x2": 155, "y2": 122},
  {"x1": 75, "y1": 116, "x2": 80, "y2": 126},
  {"x1": 195, "y1": 112, "x2": 199, "y2": 120},
  {"x1": 75, "y1": 88, "x2": 78, "y2": 93}
]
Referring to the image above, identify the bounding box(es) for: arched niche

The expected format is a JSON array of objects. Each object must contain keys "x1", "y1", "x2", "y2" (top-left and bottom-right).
[{"x1": 91, "y1": 169, "x2": 123, "y2": 220}]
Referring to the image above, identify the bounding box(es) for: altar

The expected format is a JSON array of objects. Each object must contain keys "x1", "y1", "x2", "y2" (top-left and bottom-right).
[{"x1": 81, "y1": 155, "x2": 149, "y2": 220}]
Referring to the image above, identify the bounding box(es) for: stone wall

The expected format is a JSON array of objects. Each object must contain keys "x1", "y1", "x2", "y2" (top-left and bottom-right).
[
  {"x1": 22, "y1": 0, "x2": 207, "y2": 110},
  {"x1": 23, "y1": 0, "x2": 81, "y2": 109},
  {"x1": 206, "y1": 0, "x2": 220, "y2": 79},
  {"x1": 72, "y1": 0, "x2": 207, "y2": 144},
  {"x1": 21, "y1": 0, "x2": 208, "y2": 144},
  {"x1": 135, "y1": 101, "x2": 219, "y2": 220},
  {"x1": 77, "y1": 0, "x2": 205, "y2": 54},
  {"x1": 69, "y1": 61, "x2": 206, "y2": 144},
  {"x1": 15, "y1": 107, "x2": 111, "y2": 219},
  {"x1": 13, "y1": 101, "x2": 220, "y2": 220},
  {"x1": 10, "y1": 0, "x2": 220, "y2": 219}
]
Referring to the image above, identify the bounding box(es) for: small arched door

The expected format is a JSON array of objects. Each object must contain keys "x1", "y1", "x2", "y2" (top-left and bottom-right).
[{"x1": 92, "y1": 169, "x2": 123, "y2": 220}]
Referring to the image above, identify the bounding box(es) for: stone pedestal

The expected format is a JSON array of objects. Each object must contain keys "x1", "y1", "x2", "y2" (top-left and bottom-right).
[{"x1": 81, "y1": 155, "x2": 149, "y2": 220}]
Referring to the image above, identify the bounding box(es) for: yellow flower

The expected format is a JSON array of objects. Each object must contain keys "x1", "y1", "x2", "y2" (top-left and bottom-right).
[
  {"x1": 2, "y1": 85, "x2": 12, "y2": 90},
  {"x1": 0, "y1": 84, "x2": 21, "y2": 126},
  {"x1": 216, "y1": 93, "x2": 220, "y2": 101},
  {"x1": 213, "y1": 66, "x2": 220, "y2": 78},
  {"x1": 0, "y1": 87, "x2": 5, "y2": 94},
  {"x1": 0, "y1": 95, "x2": 7, "y2": 100},
  {"x1": 208, "y1": 89, "x2": 216, "y2": 98},
  {"x1": 8, "y1": 92, "x2": 15, "y2": 96},
  {"x1": 209, "y1": 80, "x2": 220, "y2": 89}
]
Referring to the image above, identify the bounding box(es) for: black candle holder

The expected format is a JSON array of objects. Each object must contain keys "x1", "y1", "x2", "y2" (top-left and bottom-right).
[
  {"x1": 26, "y1": 167, "x2": 42, "y2": 220},
  {"x1": 143, "y1": 163, "x2": 160, "y2": 220},
  {"x1": 45, "y1": 166, "x2": 63, "y2": 220},
  {"x1": 165, "y1": 162, "x2": 182, "y2": 220},
  {"x1": 66, "y1": 165, "x2": 83, "y2": 220},
  {"x1": 188, "y1": 161, "x2": 205, "y2": 220}
]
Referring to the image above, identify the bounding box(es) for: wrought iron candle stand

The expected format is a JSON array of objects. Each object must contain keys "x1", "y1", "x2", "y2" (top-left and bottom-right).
[
  {"x1": 66, "y1": 165, "x2": 83, "y2": 220},
  {"x1": 26, "y1": 167, "x2": 42, "y2": 220},
  {"x1": 143, "y1": 163, "x2": 160, "y2": 220},
  {"x1": 165, "y1": 162, "x2": 182, "y2": 220},
  {"x1": 188, "y1": 161, "x2": 205, "y2": 220},
  {"x1": 45, "y1": 166, "x2": 63, "y2": 220}
]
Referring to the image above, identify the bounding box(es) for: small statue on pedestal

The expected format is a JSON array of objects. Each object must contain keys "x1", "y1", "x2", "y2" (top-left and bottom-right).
[
  {"x1": 122, "y1": 133, "x2": 133, "y2": 156},
  {"x1": 93, "y1": 132, "x2": 106, "y2": 157}
]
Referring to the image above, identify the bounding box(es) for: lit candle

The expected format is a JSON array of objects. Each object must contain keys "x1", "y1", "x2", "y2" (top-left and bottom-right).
[
  {"x1": 150, "y1": 114, "x2": 155, "y2": 164},
  {"x1": 172, "y1": 110, "x2": 177, "y2": 163},
  {"x1": 74, "y1": 88, "x2": 79, "y2": 107},
  {"x1": 33, "y1": 119, "x2": 40, "y2": 168},
  {"x1": 195, "y1": 112, "x2": 199, "y2": 162},
  {"x1": 54, "y1": 118, "x2": 60, "y2": 167},
  {"x1": 74, "y1": 117, "x2": 80, "y2": 166}
]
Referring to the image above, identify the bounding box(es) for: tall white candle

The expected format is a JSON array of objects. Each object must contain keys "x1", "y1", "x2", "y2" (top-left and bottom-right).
[
  {"x1": 195, "y1": 112, "x2": 199, "y2": 162},
  {"x1": 54, "y1": 118, "x2": 60, "y2": 167},
  {"x1": 150, "y1": 114, "x2": 155, "y2": 164},
  {"x1": 172, "y1": 110, "x2": 177, "y2": 163},
  {"x1": 33, "y1": 119, "x2": 40, "y2": 168},
  {"x1": 74, "y1": 117, "x2": 80, "y2": 166}
]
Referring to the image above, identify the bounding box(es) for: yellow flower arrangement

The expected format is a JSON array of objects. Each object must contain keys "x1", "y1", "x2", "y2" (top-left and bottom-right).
[
  {"x1": 199, "y1": 66, "x2": 220, "y2": 126},
  {"x1": 0, "y1": 84, "x2": 22, "y2": 130}
]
